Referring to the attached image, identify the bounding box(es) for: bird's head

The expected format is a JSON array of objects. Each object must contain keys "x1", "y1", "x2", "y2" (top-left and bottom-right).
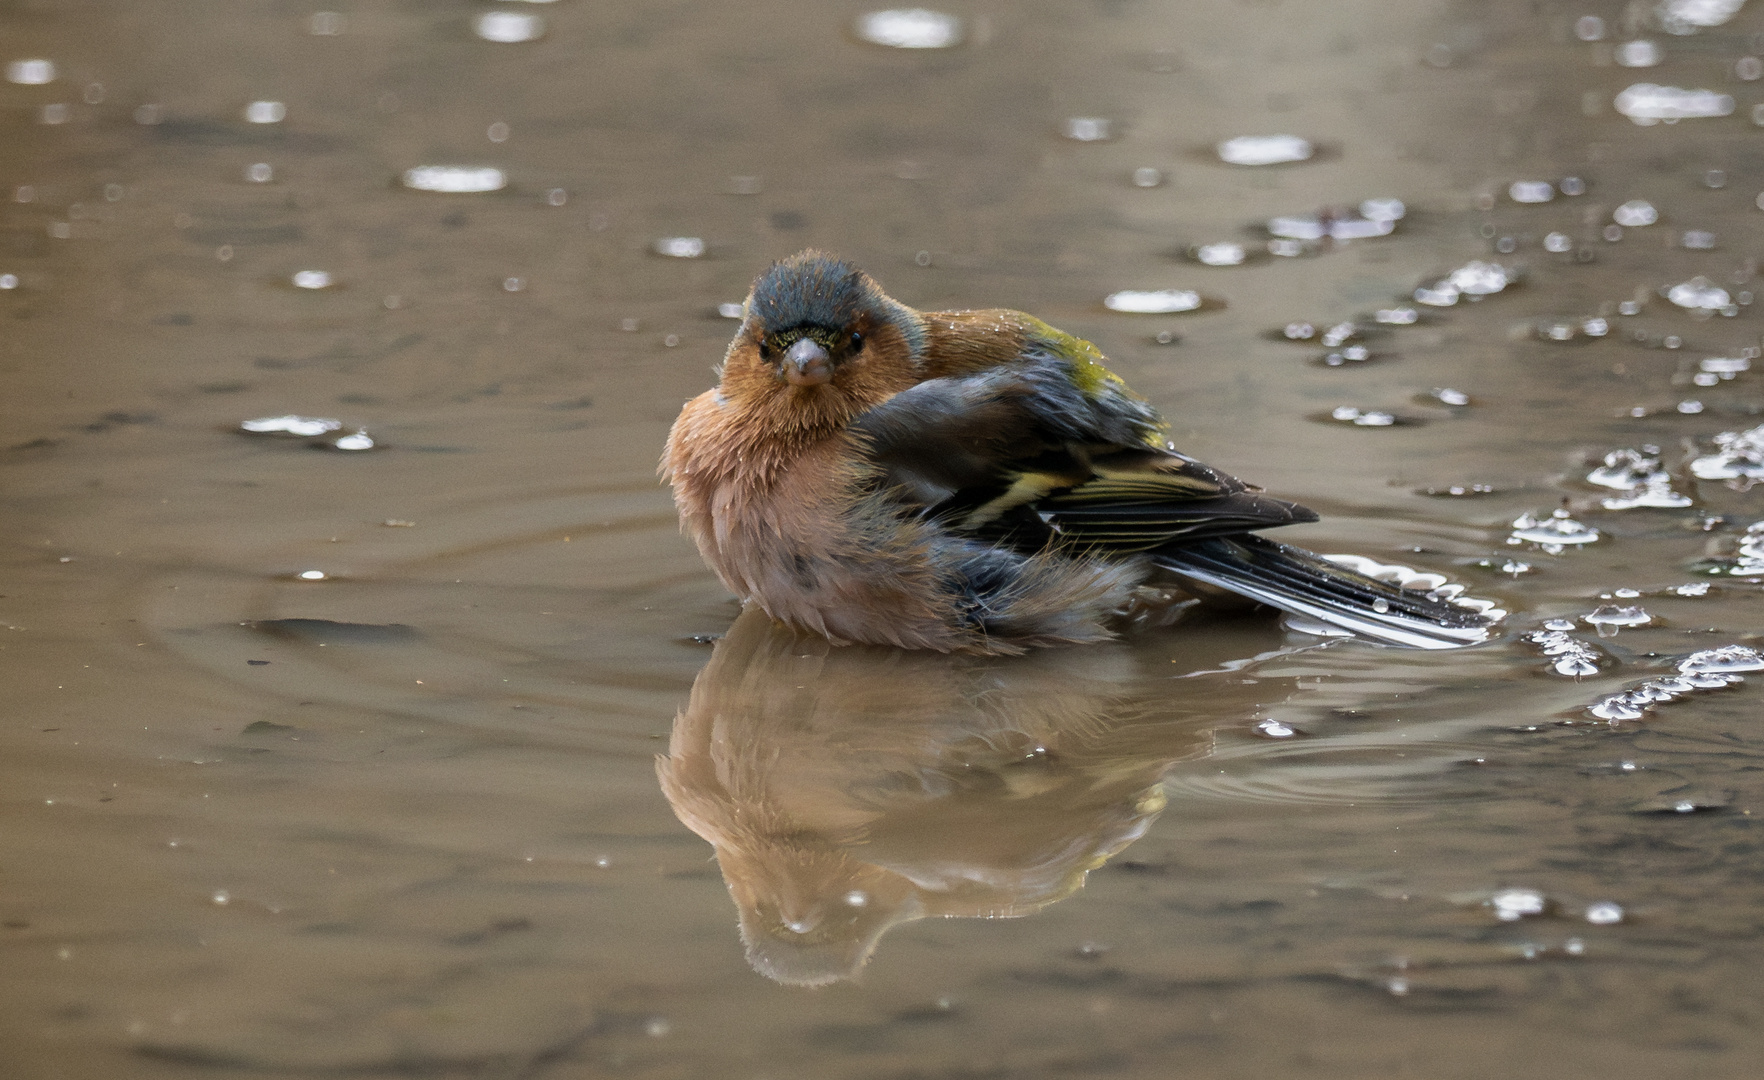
[{"x1": 718, "y1": 251, "x2": 927, "y2": 426}]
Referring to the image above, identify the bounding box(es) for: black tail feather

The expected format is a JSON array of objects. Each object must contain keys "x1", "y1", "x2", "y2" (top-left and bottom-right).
[{"x1": 1152, "y1": 535, "x2": 1495, "y2": 650}]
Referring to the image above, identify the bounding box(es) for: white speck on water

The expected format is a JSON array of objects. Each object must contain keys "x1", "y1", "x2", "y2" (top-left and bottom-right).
[
  {"x1": 1328, "y1": 217, "x2": 1395, "y2": 240},
  {"x1": 1104, "y1": 289, "x2": 1201, "y2": 313},
  {"x1": 244, "y1": 101, "x2": 286, "y2": 124},
  {"x1": 1584, "y1": 604, "x2": 1651, "y2": 632},
  {"x1": 332, "y1": 430, "x2": 373, "y2": 451},
  {"x1": 1375, "y1": 307, "x2": 1419, "y2": 324},
  {"x1": 1268, "y1": 216, "x2": 1327, "y2": 240},
  {"x1": 1615, "y1": 83, "x2": 1734, "y2": 123},
  {"x1": 1613, "y1": 200, "x2": 1657, "y2": 226},
  {"x1": 854, "y1": 9, "x2": 963, "y2": 48},
  {"x1": 1254, "y1": 719, "x2": 1296, "y2": 738},
  {"x1": 645, "y1": 1018, "x2": 670, "y2": 1038},
  {"x1": 298, "y1": 570, "x2": 326, "y2": 581},
  {"x1": 1509, "y1": 180, "x2": 1554, "y2": 203},
  {"x1": 1194, "y1": 242, "x2": 1245, "y2": 266},
  {"x1": 1678, "y1": 400, "x2": 1704, "y2": 414},
  {"x1": 6, "y1": 59, "x2": 56, "y2": 84},
  {"x1": 717, "y1": 302, "x2": 744, "y2": 319},
  {"x1": 1585, "y1": 901, "x2": 1625, "y2": 924},
  {"x1": 654, "y1": 236, "x2": 705, "y2": 258},
  {"x1": 1737, "y1": 55, "x2": 1763, "y2": 80},
  {"x1": 1575, "y1": 15, "x2": 1606, "y2": 40},
  {"x1": 211, "y1": 890, "x2": 230, "y2": 906},
  {"x1": 1132, "y1": 167, "x2": 1163, "y2": 187},
  {"x1": 1525, "y1": 628, "x2": 1603, "y2": 676},
  {"x1": 39, "y1": 104, "x2": 69, "y2": 124},
  {"x1": 245, "y1": 163, "x2": 273, "y2": 183},
  {"x1": 1682, "y1": 230, "x2": 1716, "y2": 249},
  {"x1": 1064, "y1": 117, "x2": 1110, "y2": 141},
  {"x1": 0, "y1": 274, "x2": 17, "y2": 290},
  {"x1": 1544, "y1": 232, "x2": 1573, "y2": 253},
  {"x1": 292, "y1": 270, "x2": 332, "y2": 289},
  {"x1": 402, "y1": 166, "x2": 506, "y2": 193},
  {"x1": 1615, "y1": 40, "x2": 1662, "y2": 67},
  {"x1": 1509, "y1": 509, "x2": 1599, "y2": 551},
  {"x1": 1329, "y1": 406, "x2": 1396, "y2": 427},
  {"x1": 1217, "y1": 134, "x2": 1312, "y2": 166},
  {"x1": 1560, "y1": 176, "x2": 1587, "y2": 195},
  {"x1": 241, "y1": 416, "x2": 341, "y2": 436},
  {"x1": 1667, "y1": 275, "x2": 1730, "y2": 309},
  {"x1": 1704, "y1": 169, "x2": 1726, "y2": 188},
  {"x1": 1433, "y1": 387, "x2": 1470, "y2": 405},
  {"x1": 1701, "y1": 355, "x2": 1750, "y2": 375},
  {"x1": 1583, "y1": 317, "x2": 1609, "y2": 336},
  {"x1": 474, "y1": 11, "x2": 545, "y2": 42},
  {"x1": 546, "y1": 188, "x2": 567, "y2": 205},
  {"x1": 1491, "y1": 889, "x2": 1547, "y2": 921},
  {"x1": 487, "y1": 121, "x2": 510, "y2": 142},
  {"x1": 502, "y1": 277, "x2": 525, "y2": 292},
  {"x1": 1359, "y1": 197, "x2": 1405, "y2": 222},
  {"x1": 1658, "y1": 0, "x2": 1747, "y2": 30},
  {"x1": 309, "y1": 11, "x2": 343, "y2": 35}
]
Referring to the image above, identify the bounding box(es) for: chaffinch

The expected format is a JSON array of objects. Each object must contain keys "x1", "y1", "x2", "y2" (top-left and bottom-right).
[{"x1": 663, "y1": 250, "x2": 1493, "y2": 654}]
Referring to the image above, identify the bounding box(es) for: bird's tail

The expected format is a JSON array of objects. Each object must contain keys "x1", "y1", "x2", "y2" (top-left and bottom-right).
[{"x1": 1151, "y1": 535, "x2": 1498, "y2": 650}]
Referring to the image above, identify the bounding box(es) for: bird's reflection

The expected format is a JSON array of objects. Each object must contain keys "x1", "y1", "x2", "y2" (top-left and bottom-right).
[{"x1": 657, "y1": 608, "x2": 1293, "y2": 986}]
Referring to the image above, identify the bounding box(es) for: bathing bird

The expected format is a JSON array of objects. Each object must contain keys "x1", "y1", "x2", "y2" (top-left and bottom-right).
[{"x1": 662, "y1": 250, "x2": 1491, "y2": 654}]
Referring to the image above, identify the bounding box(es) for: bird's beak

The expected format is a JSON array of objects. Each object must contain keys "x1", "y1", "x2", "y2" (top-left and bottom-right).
[{"x1": 782, "y1": 337, "x2": 833, "y2": 387}]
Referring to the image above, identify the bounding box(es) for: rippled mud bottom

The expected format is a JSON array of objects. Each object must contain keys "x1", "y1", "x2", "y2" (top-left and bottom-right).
[{"x1": 5, "y1": 2, "x2": 1764, "y2": 1078}]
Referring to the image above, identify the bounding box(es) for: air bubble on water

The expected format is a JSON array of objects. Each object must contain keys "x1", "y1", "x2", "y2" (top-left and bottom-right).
[
  {"x1": 1682, "y1": 230, "x2": 1716, "y2": 249},
  {"x1": 644, "y1": 1018, "x2": 670, "y2": 1038},
  {"x1": 1615, "y1": 40, "x2": 1662, "y2": 66},
  {"x1": 1104, "y1": 289, "x2": 1201, "y2": 314},
  {"x1": 1667, "y1": 275, "x2": 1730, "y2": 309},
  {"x1": 1658, "y1": 0, "x2": 1746, "y2": 30},
  {"x1": 1360, "y1": 197, "x2": 1406, "y2": 221},
  {"x1": 1329, "y1": 406, "x2": 1396, "y2": 427},
  {"x1": 1131, "y1": 167, "x2": 1163, "y2": 187},
  {"x1": 1680, "y1": 643, "x2": 1764, "y2": 673},
  {"x1": 1583, "y1": 604, "x2": 1651, "y2": 633},
  {"x1": 1582, "y1": 317, "x2": 1609, "y2": 337},
  {"x1": 1495, "y1": 236, "x2": 1518, "y2": 255},
  {"x1": 331, "y1": 430, "x2": 374, "y2": 451},
  {"x1": 1701, "y1": 355, "x2": 1749, "y2": 375},
  {"x1": 1217, "y1": 134, "x2": 1313, "y2": 166},
  {"x1": 211, "y1": 890, "x2": 231, "y2": 906},
  {"x1": 1509, "y1": 509, "x2": 1599, "y2": 551},
  {"x1": 1615, "y1": 83, "x2": 1734, "y2": 123},
  {"x1": 654, "y1": 236, "x2": 705, "y2": 258},
  {"x1": 1283, "y1": 322, "x2": 1316, "y2": 340},
  {"x1": 855, "y1": 8, "x2": 963, "y2": 48},
  {"x1": 244, "y1": 101, "x2": 286, "y2": 124},
  {"x1": 1254, "y1": 719, "x2": 1297, "y2": 738},
  {"x1": 1430, "y1": 387, "x2": 1470, "y2": 406},
  {"x1": 1154, "y1": 330, "x2": 1178, "y2": 344},
  {"x1": 309, "y1": 11, "x2": 343, "y2": 35},
  {"x1": 502, "y1": 277, "x2": 525, "y2": 292},
  {"x1": 7, "y1": 58, "x2": 55, "y2": 84},
  {"x1": 1330, "y1": 217, "x2": 1395, "y2": 240},
  {"x1": 291, "y1": 270, "x2": 332, "y2": 289},
  {"x1": 487, "y1": 121, "x2": 510, "y2": 143},
  {"x1": 1490, "y1": 889, "x2": 1547, "y2": 921},
  {"x1": 1193, "y1": 242, "x2": 1245, "y2": 266},
  {"x1": 1268, "y1": 216, "x2": 1327, "y2": 240},
  {"x1": 1509, "y1": 180, "x2": 1554, "y2": 203},
  {"x1": 401, "y1": 166, "x2": 505, "y2": 193},
  {"x1": 241, "y1": 416, "x2": 341, "y2": 436},
  {"x1": 1617, "y1": 299, "x2": 1641, "y2": 315},
  {"x1": 1543, "y1": 232, "x2": 1573, "y2": 253},
  {"x1": 1451, "y1": 260, "x2": 1510, "y2": 295},
  {"x1": 1267, "y1": 238, "x2": 1310, "y2": 257},
  {"x1": 1064, "y1": 117, "x2": 1110, "y2": 141},
  {"x1": 717, "y1": 302, "x2": 744, "y2": 319},
  {"x1": 134, "y1": 103, "x2": 162, "y2": 125},
  {"x1": 1525, "y1": 628, "x2": 1603, "y2": 676},
  {"x1": 1414, "y1": 283, "x2": 1459, "y2": 307},
  {"x1": 914, "y1": 250, "x2": 933, "y2": 266},
  {"x1": 1604, "y1": 475, "x2": 1692, "y2": 509},
  {"x1": 1375, "y1": 307, "x2": 1419, "y2": 324},
  {"x1": 1560, "y1": 177, "x2": 1587, "y2": 196},
  {"x1": 1502, "y1": 560, "x2": 1532, "y2": 575},
  {"x1": 1587, "y1": 447, "x2": 1660, "y2": 489},
  {"x1": 1673, "y1": 581, "x2": 1711, "y2": 597},
  {"x1": 39, "y1": 104, "x2": 69, "y2": 125},
  {"x1": 1575, "y1": 15, "x2": 1606, "y2": 40},
  {"x1": 1702, "y1": 169, "x2": 1726, "y2": 189},
  {"x1": 844, "y1": 890, "x2": 868, "y2": 907},
  {"x1": 474, "y1": 11, "x2": 545, "y2": 42},
  {"x1": 0, "y1": 274, "x2": 17, "y2": 290},
  {"x1": 1585, "y1": 901, "x2": 1624, "y2": 924},
  {"x1": 1678, "y1": 400, "x2": 1704, "y2": 414},
  {"x1": 1737, "y1": 56, "x2": 1763, "y2": 80},
  {"x1": 1613, "y1": 200, "x2": 1657, "y2": 226},
  {"x1": 546, "y1": 188, "x2": 567, "y2": 206}
]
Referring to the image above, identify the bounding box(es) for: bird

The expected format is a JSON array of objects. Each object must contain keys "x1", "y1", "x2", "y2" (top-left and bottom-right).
[{"x1": 662, "y1": 250, "x2": 1495, "y2": 655}]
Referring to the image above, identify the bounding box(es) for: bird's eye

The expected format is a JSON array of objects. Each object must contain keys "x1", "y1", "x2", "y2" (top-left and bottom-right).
[
  {"x1": 758, "y1": 340, "x2": 771, "y2": 360},
  {"x1": 849, "y1": 331, "x2": 864, "y2": 351}
]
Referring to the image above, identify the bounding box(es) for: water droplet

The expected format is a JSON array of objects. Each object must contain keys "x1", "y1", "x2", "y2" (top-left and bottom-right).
[
  {"x1": 211, "y1": 890, "x2": 231, "y2": 905},
  {"x1": 332, "y1": 430, "x2": 374, "y2": 451},
  {"x1": 1104, "y1": 289, "x2": 1201, "y2": 314},
  {"x1": 309, "y1": 11, "x2": 344, "y2": 35},
  {"x1": 291, "y1": 270, "x2": 332, "y2": 289},
  {"x1": 1193, "y1": 242, "x2": 1245, "y2": 266},
  {"x1": 133, "y1": 103, "x2": 162, "y2": 125},
  {"x1": 1574, "y1": 15, "x2": 1606, "y2": 41},
  {"x1": 1371, "y1": 598, "x2": 1390, "y2": 614},
  {"x1": 1360, "y1": 197, "x2": 1406, "y2": 222},
  {"x1": 1737, "y1": 56, "x2": 1763, "y2": 81},
  {"x1": 1682, "y1": 230, "x2": 1716, "y2": 249},
  {"x1": 654, "y1": 236, "x2": 705, "y2": 259},
  {"x1": 717, "y1": 302, "x2": 744, "y2": 319},
  {"x1": 502, "y1": 276, "x2": 525, "y2": 292},
  {"x1": 1064, "y1": 117, "x2": 1110, "y2": 141},
  {"x1": 1216, "y1": 134, "x2": 1313, "y2": 166},
  {"x1": 5, "y1": 58, "x2": 55, "y2": 84},
  {"x1": 38, "y1": 103, "x2": 69, "y2": 125},
  {"x1": 0, "y1": 274, "x2": 17, "y2": 290},
  {"x1": 1132, "y1": 167, "x2": 1163, "y2": 187},
  {"x1": 1667, "y1": 275, "x2": 1730, "y2": 309},
  {"x1": 298, "y1": 570, "x2": 326, "y2": 581},
  {"x1": 1543, "y1": 232, "x2": 1573, "y2": 253},
  {"x1": 1254, "y1": 719, "x2": 1296, "y2": 738},
  {"x1": 844, "y1": 890, "x2": 868, "y2": 907},
  {"x1": 474, "y1": 11, "x2": 545, "y2": 43},
  {"x1": 1585, "y1": 901, "x2": 1624, "y2": 924},
  {"x1": 1615, "y1": 40, "x2": 1661, "y2": 67},
  {"x1": 487, "y1": 121, "x2": 510, "y2": 142},
  {"x1": 401, "y1": 165, "x2": 505, "y2": 193},
  {"x1": 1559, "y1": 176, "x2": 1587, "y2": 196},
  {"x1": 545, "y1": 188, "x2": 567, "y2": 206},
  {"x1": 1509, "y1": 180, "x2": 1554, "y2": 203},
  {"x1": 1615, "y1": 83, "x2": 1734, "y2": 124},
  {"x1": 244, "y1": 101, "x2": 286, "y2": 124},
  {"x1": 645, "y1": 1018, "x2": 670, "y2": 1038},
  {"x1": 854, "y1": 9, "x2": 963, "y2": 49},
  {"x1": 1584, "y1": 604, "x2": 1651, "y2": 632},
  {"x1": 1375, "y1": 307, "x2": 1419, "y2": 325},
  {"x1": 241, "y1": 415, "x2": 342, "y2": 436},
  {"x1": 1491, "y1": 888, "x2": 1547, "y2": 921}
]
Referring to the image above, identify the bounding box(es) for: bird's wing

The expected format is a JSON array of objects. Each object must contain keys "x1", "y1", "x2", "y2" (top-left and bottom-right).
[{"x1": 850, "y1": 351, "x2": 1316, "y2": 553}]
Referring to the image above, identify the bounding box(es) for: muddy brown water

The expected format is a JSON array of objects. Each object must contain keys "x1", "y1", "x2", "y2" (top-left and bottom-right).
[{"x1": 4, "y1": 1, "x2": 1764, "y2": 1077}]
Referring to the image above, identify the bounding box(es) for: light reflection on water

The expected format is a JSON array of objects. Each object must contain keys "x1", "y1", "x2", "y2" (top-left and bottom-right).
[{"x1": 4, "y1": 0, "x2": 1764, "y2": 1075}]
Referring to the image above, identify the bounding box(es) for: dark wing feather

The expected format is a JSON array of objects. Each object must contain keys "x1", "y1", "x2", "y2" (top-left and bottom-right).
[{"x1": 850, "y1": 357, "x2": 1317, "y2": 554}]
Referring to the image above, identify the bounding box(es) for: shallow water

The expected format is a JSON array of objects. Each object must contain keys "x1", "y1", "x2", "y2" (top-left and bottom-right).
[{"x1": 4, "y1": 1, "x2": 1764, "y2": 1077}]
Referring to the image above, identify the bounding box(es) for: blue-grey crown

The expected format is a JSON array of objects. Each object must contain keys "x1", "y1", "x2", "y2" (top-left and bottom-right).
[{"x1": 748, "y1": 251, "x2": 873, "y2": 335}]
